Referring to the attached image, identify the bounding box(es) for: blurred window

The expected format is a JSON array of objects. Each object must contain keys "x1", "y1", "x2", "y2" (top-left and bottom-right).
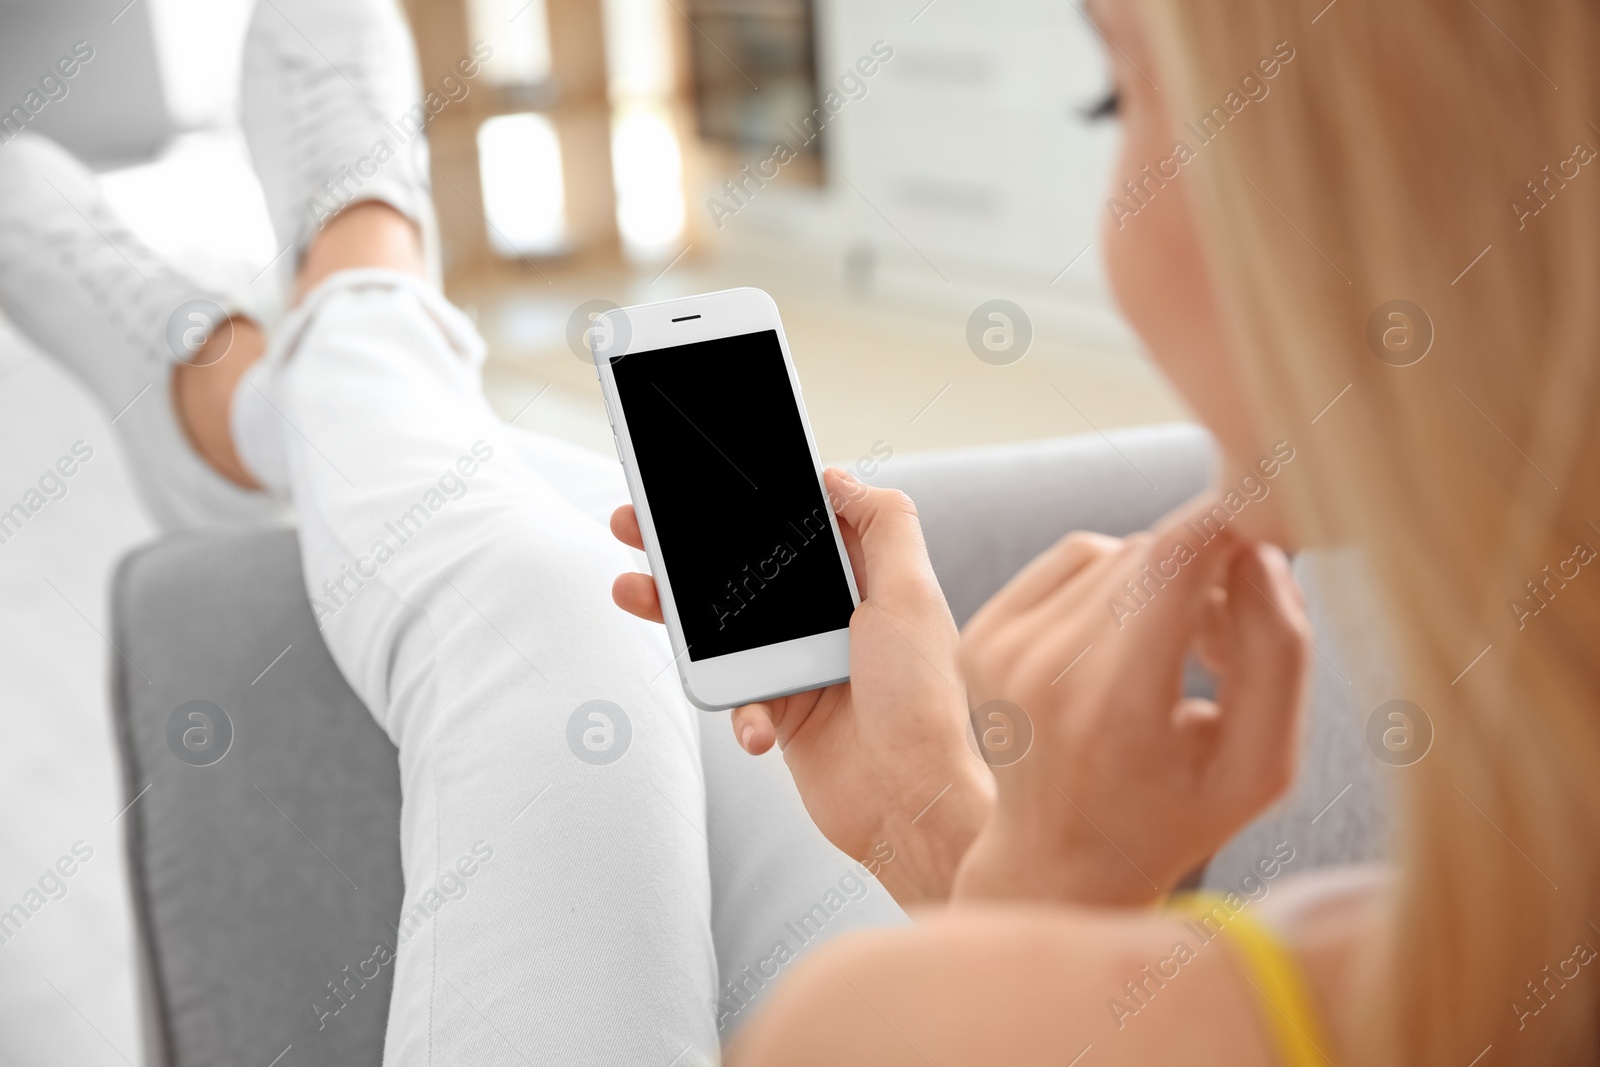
[
  {"x1": 604, "y1": 0, "x2": 686, "y2": 261},
  {"x1": 477, "y1": 112, "x2": 568, "y2": 254},
  {"x1": 603, "y1": 0, "x2": 675, "y2": 99},
  {"x1": 611, "y1": 102, "x2": 686, "y2": 258},
  {"x1": 467, "y1": 0, "x2": 554, "y2": 86}
]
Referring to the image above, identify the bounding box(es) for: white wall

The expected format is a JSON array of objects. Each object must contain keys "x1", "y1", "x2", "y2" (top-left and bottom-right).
[{"x1": 822, "y1": 0, "x2": 1117, "y2": 290}]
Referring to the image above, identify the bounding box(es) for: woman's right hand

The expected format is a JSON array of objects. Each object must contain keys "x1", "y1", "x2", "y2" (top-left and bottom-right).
[
  {"x1": 952, "y1": 498, "x2": 1311, "y2": 908},
  {"x1": 610, "y1": 469, "x2": 993, "y2": 907}
]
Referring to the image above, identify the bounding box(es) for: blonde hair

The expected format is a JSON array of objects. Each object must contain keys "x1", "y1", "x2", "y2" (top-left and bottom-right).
[{"x1": 1140, "y1": 0, "x2": 1600, "y2": 1062}]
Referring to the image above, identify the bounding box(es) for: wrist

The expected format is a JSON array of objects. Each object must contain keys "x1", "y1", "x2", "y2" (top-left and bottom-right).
[
  {"x1": 950, "y1": 816, "x2": 1168, "y2": 909},
  {"x1": 867, "y1": 759, "x2": 994, "y2": 909}
]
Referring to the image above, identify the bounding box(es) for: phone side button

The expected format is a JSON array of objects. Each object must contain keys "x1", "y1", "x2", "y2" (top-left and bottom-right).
[{"x1": 611, "y1": 432, "x2": 623, "y2": 462}]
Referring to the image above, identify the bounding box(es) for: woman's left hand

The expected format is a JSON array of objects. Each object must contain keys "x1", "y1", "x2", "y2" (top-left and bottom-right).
[{"x1": 951, "y1": 497, "x2": 1312, "y2": 908}]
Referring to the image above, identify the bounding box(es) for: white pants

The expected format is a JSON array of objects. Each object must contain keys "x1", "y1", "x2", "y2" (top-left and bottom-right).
[{"x1": 233, "y1": 271, "x2": 906, "y2": 1066}]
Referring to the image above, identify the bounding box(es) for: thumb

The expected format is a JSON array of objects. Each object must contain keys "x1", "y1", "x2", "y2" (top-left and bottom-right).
[{"x1": 824, "y1": 469, "x2": 937, "y2": 601}]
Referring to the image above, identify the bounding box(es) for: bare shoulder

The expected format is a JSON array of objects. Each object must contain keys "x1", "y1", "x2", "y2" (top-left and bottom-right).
[
  {"x1": 1255, "y1": 862, "x2": 1389, "y2": 932},
  {"x1": 728, "y1": 868, "x2": 1388, "y2": 1067},
  {"x1": 1255, "y1": 864, "x2": 1389, "y2": 1046},
  {"x1": 728, "y1": 901, "x2": 1292, "y2": 1067}
]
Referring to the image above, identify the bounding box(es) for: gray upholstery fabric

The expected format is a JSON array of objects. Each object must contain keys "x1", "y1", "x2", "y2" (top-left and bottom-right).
[
  {"x1": 114, "y1": 529, "x2": 404, "y2": 1067},
  {"x1": 1201, "y1": 550, "x2": 1395, "y2": 892},
  {"x1": 112, "y1": 425, "x2": 1386, "y2": 1066},
  {"x1": 0, "y1": 0, "x2": 175, "y2": 167},
  {"x1": 865, "y1": 423, "x2": 1216, "y2": 627}
]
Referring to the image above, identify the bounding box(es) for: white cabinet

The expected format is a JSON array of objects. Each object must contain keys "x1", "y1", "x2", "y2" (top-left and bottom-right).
[{"x1": 818, "y1": 0, "x2": 1117, "y2": 293}]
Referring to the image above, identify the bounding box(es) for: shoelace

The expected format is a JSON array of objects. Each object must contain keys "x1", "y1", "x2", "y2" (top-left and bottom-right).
[
  {"x1": 263, "y1": 52, "x2": 420, "y2": 253},
  {"x1": 5, "y1": 202, "x2": 185, "y2": 358}
]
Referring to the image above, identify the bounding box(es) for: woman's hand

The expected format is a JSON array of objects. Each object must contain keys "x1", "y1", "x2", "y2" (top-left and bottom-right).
[
  {"x1": 611, "y1": 469, "x2": 993, "y2": 907},
  {"x1": 951, "y1": 498, "x2": 1311, "y2": 908}
]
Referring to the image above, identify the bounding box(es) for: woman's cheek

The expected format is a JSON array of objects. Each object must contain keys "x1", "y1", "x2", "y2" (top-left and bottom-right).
[{"x1": 1101, "y1": 140, "x2": 1262, "y2": 469}]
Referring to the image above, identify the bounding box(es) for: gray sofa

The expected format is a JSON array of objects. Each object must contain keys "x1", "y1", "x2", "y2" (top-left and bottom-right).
[{"x1": 111, "y1": 425, "x2": 1385, "y2": 1066}]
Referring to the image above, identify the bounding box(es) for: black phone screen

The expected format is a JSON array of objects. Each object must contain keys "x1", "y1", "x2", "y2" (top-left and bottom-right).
[{"x1": 611, "y1": 329, "x2": 856, "y2": 662}]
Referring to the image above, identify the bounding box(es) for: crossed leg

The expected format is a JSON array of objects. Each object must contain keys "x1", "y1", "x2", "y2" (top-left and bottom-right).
[
  {"x1": 188, "y1": 206, "x2": 716, "y2": 1064},
  {"x1": 206, "y1": 205, "x2": 907, "y2": 1061}
]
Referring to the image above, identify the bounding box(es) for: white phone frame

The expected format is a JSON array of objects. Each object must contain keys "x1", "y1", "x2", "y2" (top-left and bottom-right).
[{"x1": 592, "y1": 287, "x2": 859, "y2": 711}]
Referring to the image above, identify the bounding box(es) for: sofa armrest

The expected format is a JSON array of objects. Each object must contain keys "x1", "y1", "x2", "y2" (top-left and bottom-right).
[
  {"x1": 113, "y1": 528, "x2": 402, "y2": 1067},
  {"x1": 866, "y1": 423, "x2": 1215, "y2": 626}
]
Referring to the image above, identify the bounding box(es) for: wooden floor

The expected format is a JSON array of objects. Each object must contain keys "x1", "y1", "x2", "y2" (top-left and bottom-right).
[{"x1": 458, "y1": 248, "x2": 1192, "y2": 466}]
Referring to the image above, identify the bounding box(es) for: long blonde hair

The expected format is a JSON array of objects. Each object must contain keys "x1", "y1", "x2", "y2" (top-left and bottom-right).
[{"x1": 1140, "y1": 0, "x2": 1600, "y2": 1062}]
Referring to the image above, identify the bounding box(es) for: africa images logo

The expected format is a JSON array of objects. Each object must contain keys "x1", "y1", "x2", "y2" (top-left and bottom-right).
[
  {"x1": 166, "y1": 700, "x2": 233, "y2": 767},
  {"x1": 567, "y1": 701, "x2": 632, "y2": 766}
]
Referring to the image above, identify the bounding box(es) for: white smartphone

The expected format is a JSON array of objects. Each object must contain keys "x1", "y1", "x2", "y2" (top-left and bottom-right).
[{"x1": 591, "y1": 287, "x2": 859, "y2": 710}]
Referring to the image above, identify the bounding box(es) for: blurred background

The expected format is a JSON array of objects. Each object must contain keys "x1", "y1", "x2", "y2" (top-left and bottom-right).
[{"x1": 0, "y1": 0, "x2": 1187, "y2": 1061}]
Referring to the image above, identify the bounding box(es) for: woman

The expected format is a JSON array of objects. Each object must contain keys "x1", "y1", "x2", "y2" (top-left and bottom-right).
[{"x1": 611, "y1": 0, "x2": 1600, "y2": 1063}]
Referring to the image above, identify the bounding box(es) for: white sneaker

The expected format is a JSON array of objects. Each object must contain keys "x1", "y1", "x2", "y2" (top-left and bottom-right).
[
  {"x1": 240, "y1": 0, "x2": 438, "y2": 285},
  {"x1": 0, "y1": 134, "x2": 285, "y2": 532}
]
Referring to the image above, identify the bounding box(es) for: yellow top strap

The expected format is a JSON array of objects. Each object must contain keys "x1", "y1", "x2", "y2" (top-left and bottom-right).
[{"x1": 1167, "y1": 892, "x2": 1335, "y2": 1067}]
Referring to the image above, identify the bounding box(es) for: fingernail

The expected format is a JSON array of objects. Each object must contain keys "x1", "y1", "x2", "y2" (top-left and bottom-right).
[
  {"x1": 740, "y1": 724, "x2": 755, "y2": 750},
  {"x1": 833, "y1": 467, "x2": 858, "y2": 487}
]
